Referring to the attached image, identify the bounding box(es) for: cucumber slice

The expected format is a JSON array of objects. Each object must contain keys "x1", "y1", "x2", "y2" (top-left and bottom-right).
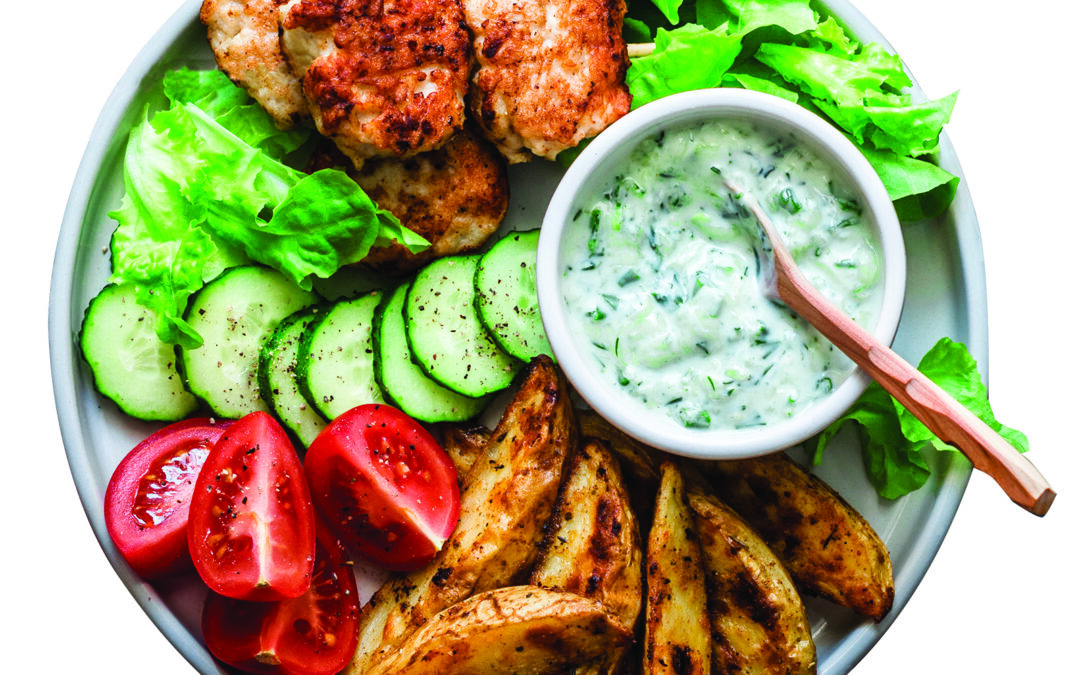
[
  {"x1": 475, "y1": 229, "x2": 554, "y2": 361},
  {"x1": 258, "y1": 306, "x2": 327, "y2": 447},
  {"x1": 80, "y1": 283, "x2": 198, "y2": 421},
  {"x1": 406, "y1": 255, "x2": 521, "y2": 397},
  {"x1": 297, "y1": 291, "x2": 385, "y2": 420},
  {"x1": 180, "y1": 266, "x2": 318, "y2": 418},
  {"x1": 373, "y1": 285, "x2": 491, "y2": 423}
]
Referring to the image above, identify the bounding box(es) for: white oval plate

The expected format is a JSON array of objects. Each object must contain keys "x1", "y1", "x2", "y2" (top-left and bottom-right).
[{"x1": 50, "y1": 1, "x2": 981, "y2": 672}]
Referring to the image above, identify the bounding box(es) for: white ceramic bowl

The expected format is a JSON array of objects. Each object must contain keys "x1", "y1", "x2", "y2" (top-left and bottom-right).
[{"x1": 537, "y1": 88, "x2": 906, "y2": 459}]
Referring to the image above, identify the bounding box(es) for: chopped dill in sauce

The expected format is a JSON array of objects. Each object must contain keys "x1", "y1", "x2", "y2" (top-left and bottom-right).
[{"x1": 560, "y1": 119, "x2": 883, "y2": 430}]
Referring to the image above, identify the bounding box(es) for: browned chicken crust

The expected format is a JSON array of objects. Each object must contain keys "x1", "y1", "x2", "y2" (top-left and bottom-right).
[
  {"x1": 200, "y1": 0, "x2": 308, "y2": 128},
  {"x1": 280, "y1": 0, "x2": 472, "y2": 167},
  {"x1": 463, "y1": 0, "x2": 633, "y2": 162},
  {"x1": 308, "y1": 127, "x2": 508, "y2": 275}
]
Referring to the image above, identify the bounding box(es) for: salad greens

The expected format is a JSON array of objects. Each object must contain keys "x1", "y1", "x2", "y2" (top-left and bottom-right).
[
  {"x1": 108, "y1": 69, "x2": 427, "y2": 348},
  {"x1": 813, "y1": 338, "x2": 1029, "y2": 499},
  {"x1": 627, "y1": 0, "x2": 1027, "y2": 499},
  {"x1": 626, "y1": 0, "x2": 959, "y2": 220}
]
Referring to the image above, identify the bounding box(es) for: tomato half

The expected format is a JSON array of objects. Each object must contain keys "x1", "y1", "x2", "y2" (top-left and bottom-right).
[
  {"x1": 304, "y1": 404, "x2": 460, "y2": 571},
  {"x1": 201, "y1": 522, "x2": 360, "y2": 675},
  {"x1": 104, "y1": 418, "x2": 232, "y2": 579},
  {"x1": 188, "y1": 411, "x2": 316, "y2": 601}
]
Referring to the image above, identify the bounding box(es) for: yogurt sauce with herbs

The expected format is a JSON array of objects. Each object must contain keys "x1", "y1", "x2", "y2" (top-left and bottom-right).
[{"x1": 560, "y1": 119, "x2": 883, "y2": 430}]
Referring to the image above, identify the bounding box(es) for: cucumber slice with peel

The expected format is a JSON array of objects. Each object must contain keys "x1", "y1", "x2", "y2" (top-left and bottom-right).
[
  {"x1": 180, "y1": 266, "x2": 318, "y2": 419},
  {"x1": 475, "y1": 229, "x2": 553, "y2": 361},
  {"x1": 80, "y1": 283, "x2": 198, "y2": 421},
  {"x1": 406, "y1": 255, "x2": 521, "y2": 397},
  {"x1": 373, "y1": 284, "x2": 491, "y2": 423},
  {"x1": 258, "y1": 306, "x2": 327, "y2": 447},
  {"x1": 297, "y1": 291, "x2": 385, "y2": 420}
]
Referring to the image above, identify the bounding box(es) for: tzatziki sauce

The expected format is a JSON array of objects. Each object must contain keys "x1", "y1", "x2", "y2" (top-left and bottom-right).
[{"x1": 560, "y1": 119, "x2": 883, "y2": 430}]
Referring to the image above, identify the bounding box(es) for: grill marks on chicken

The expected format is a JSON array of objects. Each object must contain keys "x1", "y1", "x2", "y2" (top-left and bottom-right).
[
  {"x1": 200, "y1": 0, "x2": 308, "y2": 128},
  {"x1": 462, "y1": 0, "x2": 632, "y2": 162},
  {"x1": 279, "y1": 0, "x2": 472, "y2": 168}
]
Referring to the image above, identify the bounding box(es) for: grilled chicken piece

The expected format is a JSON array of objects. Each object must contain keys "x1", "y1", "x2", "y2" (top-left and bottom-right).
[
  {"x1": 200, "y1": 0, "x2": 308, "y2": 128},
  {"x1": 462, "y1": 0, "x2": 632, "y2": 162},
  {"x1": 308, "y1": 127, "x2": 508, "y2": 276},
  {"x1": 279, "y1": 0, "x2": 472, "y2": 168}
]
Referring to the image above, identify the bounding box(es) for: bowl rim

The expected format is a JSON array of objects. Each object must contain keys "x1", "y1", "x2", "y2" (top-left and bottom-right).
[{"x1": 537, "y1": 87, "x2": 907, "y2": 459}]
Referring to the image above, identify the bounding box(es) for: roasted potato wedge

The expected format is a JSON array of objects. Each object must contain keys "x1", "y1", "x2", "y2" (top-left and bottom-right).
[
  {"x1": 686, "y1": 471, "x2": 816, "y2": 674},
  {"x1": 701, "y1": 454, "x2": 894, "y2": 621},
  {"x1": 365, "y1": 586, "x2": 632, "y2": 674},
  {"x1": 531, "y1": 438, "x2": 643, "y2": 630},
  {"x1": 348, "y1": 356, "x2": 578, "y2": 673},
  {"x1": 578, "y1": 409, "x2": 661, "y2": 486},
  {"x1": 436, "y1": 422, "x2": 492, "y2": 485},
  {"x1": 530, "y1": 438, "x2": 643, "y2": 674},
  {"x1": 645, "y1": 462, "x2": 711, "y2": 674},
  {"x1": 579, "y1": 410, "x2": 893, "y2": 621}
]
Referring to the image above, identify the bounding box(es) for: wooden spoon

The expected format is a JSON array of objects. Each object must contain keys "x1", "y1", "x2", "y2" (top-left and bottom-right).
[{"x1": 724, "y1": 178, "x2": 1055, "y2": 516}]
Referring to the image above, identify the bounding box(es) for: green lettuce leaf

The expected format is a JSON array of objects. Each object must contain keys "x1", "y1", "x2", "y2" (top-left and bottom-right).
[
  {"x1": 802, "y1": 16, "x2": 856, "y2": 55},
  {"x1": 205, "y1": 169, "x2": 425, "y2": 289},
  {"x1": 627, "y1": 24, "x2": 743, "y2": 109},
  {"x1": 694, "y1": 0, "x2": 735, "y2": 29},
  {"x1": 850, "y1": 43, "x2": 912, "y2": 91},
  {"x1": 722, "y1": 71, "x2": 800, "y2": 102},
  {"x1": 866, "y1": 91, "x2": 958, "y2": 157},
  {"x1": 109, "y1": 70, "x2": 423, "y2": 347},
  {"x1": 896, "y1": 338, "x2": 1029, "y2": 454},
  {"x1": 108, "y1": 107, "x2": 249, "y2": 346},
  {"x1": 648, "y1": 0, "x2": 683, "y2": 25},
  {"x1": 623, "y1": 16, "x2": 654, "y2": 42},
  {"x1": 813, "y1": 384, "x2": 931, "y2": 498},
  {"x1": 859, "y1": 145, "x2": 960, "y2": 221},
  {"x1": 717, "y1": 0, "x2": 816, "y2": 36},
  {"x1": 623, "y1": 1, "x2": 959, "y2": 215},
  {"x1": 815, "y1": 338, "x2": 1027, "y2": 499},
  {"x1": 162, "y1": 69, "x2": 308, "y2": 160},
  {"x1": 756, "y1": 42, "x2": 893, "y2": 107}
]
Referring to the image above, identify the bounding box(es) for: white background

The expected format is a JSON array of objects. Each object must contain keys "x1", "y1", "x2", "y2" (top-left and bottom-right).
[{"x1": 5, "y1": 0, "x2": 1076, "y2": 673}]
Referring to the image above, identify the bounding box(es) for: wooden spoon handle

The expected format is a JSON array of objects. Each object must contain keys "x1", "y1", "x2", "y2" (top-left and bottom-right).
[{"x1": 776, "y1": 270, "x2": 1055, "y2": 516}]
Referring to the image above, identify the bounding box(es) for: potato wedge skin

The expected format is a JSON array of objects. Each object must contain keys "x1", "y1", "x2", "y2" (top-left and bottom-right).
[
  {"x1": 531, "y1": 438, "x2": 643, "y2": 630},
  {"x1": 366, "y1": 586, "x2": 631, "y2": 674},
  {"x1": 702, "y1": 454, "x2": 894, "y2": 621},
  {"x1": 645, "y1": 463, "x2": 711, "y2": 675},
  {"x1": 686, "y1": 473, "x2": 816, "y2": 675},
  {"x1": 578, "y1": 409, "x2": 661, "y2": 486},
  {"x1": 347, "y1": 356, "x2": 578, "y2": 673},
  {"x1": 530, "y1": 439, "x2": 643, "y2": 675},
  {"x1": 435, "y1": 423, "x2": 492, "y2": 485},
  {"x1": 576, "y1": 410, "x2": 893, "y2": 622}
]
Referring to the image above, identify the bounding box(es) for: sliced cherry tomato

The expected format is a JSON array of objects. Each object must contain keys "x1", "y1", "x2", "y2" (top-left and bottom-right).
[
  {"x1": 304, "y1": 404, "x2": 460, "y2": 571},
  {"x1": 104, "y1": 418, "x2": 232, "y2": 579},
  {"x1": 201, "y1": 522, "x2": 360, "y2": 675},
  {"x1": 188, "y1": 411, "x2": 316, "y2": 601}
]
